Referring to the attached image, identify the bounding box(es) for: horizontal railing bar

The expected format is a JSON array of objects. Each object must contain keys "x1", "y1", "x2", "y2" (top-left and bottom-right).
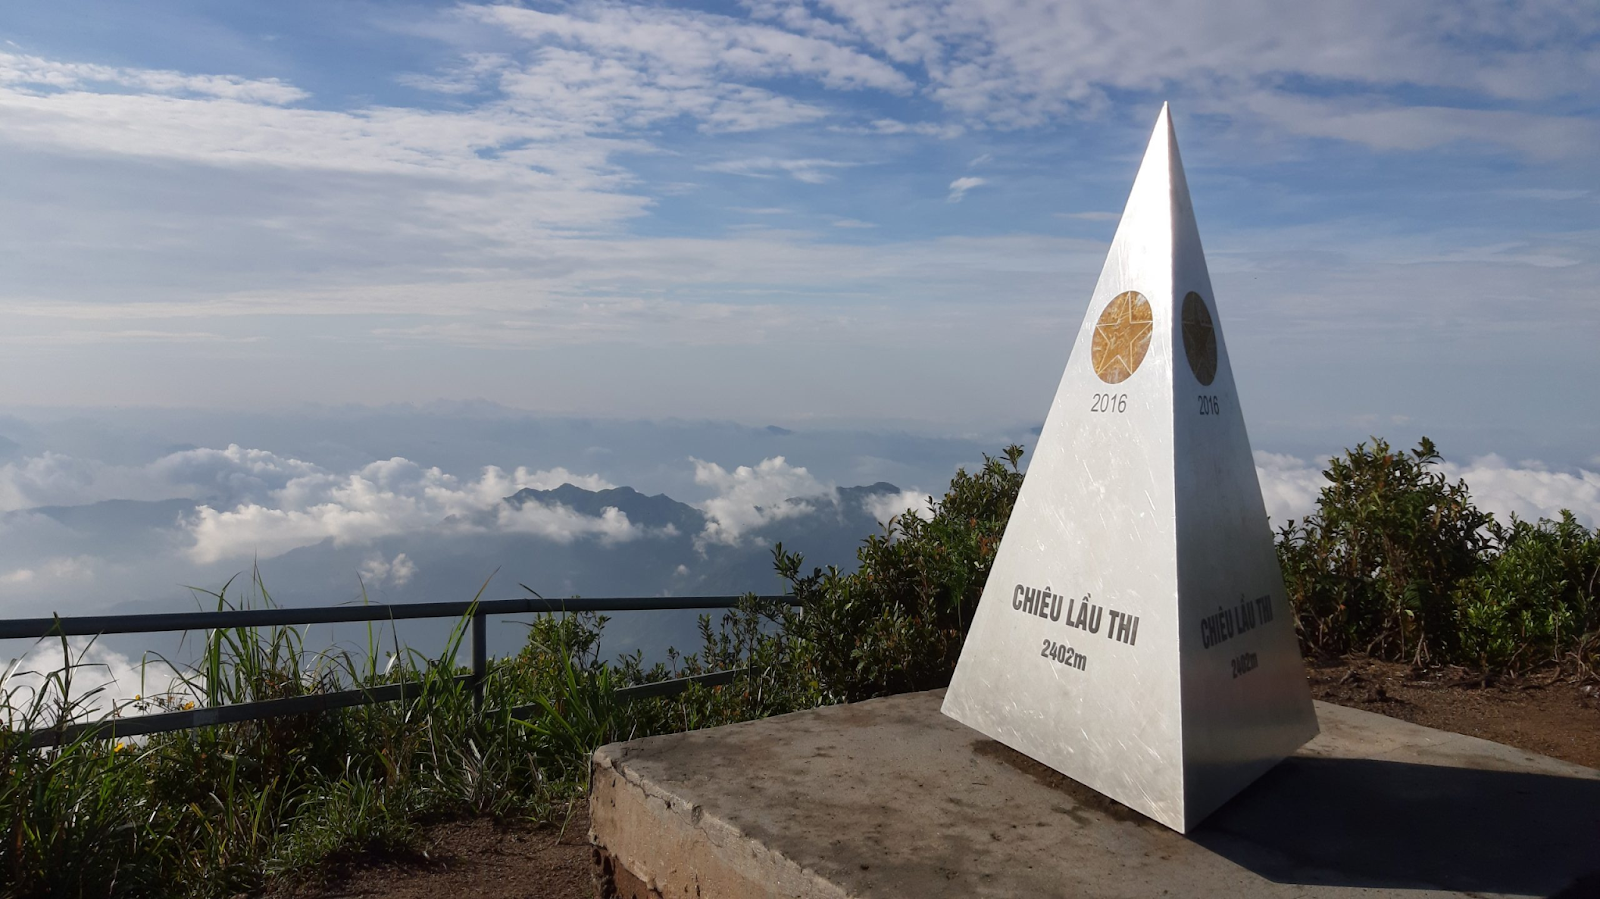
[
  {"x1": 0, "y1": 595, "x2": 797, "y2": 640},
  {"x1": 24, "y1": 668, "x2": 748, "y2": 747},
  {"x1": 25, "y1": 675, "x2": 473, "y2": 749},
  {"x1": 614, "y1": 667, "x2": 743, "y2": 701},
  {"x1": 504, "y1": 668, "x2": 748, "y2": 719}
]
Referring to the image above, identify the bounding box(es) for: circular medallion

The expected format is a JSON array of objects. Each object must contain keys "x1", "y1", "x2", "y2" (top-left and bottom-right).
[
  {"x1": 1091, "y1": 290, "x2": 1153, "y2": 384},
  {"x1": 1180, "y1": 291, "x2": 1217, "y2": 386}
]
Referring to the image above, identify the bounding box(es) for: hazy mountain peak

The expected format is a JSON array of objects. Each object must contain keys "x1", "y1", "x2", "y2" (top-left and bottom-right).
[{"x1": 505, "y1": 483, "x2": 707, "y2": 534}]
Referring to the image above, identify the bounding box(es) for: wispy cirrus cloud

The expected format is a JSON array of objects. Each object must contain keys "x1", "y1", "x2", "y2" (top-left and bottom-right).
[
  {"x1": 698, "y1": 156, "x2": 859, "y2": 183},
  {"x1": 946, "y1": 176, "x2": 985, "y2": 202},
  {"x1": 0, "y1": 1, "x2": 1595, "y2": 444},
  {"x1": 465, "y1": 2, "x2": 912, "y2": 94},
  {"x1": 0, "y1": 50, "x2": 306, "y2": 104}
]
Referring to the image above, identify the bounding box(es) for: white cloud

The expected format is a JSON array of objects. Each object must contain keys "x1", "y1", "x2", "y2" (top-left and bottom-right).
[
  {"x1": 497, "y1": 46, "x2": 829, "y2": 133},
  {"x1": 0, "y1": 445, "x2": 620, "y2": 519},
  {"x1": 0, "y1": 48, "x2": 662, "y2": 274},
  {"x1": 947, "y1": 176, "x2": 985, "y2": 202},
  {"x1": 1443, "y1": 456, "x2": 1600, "y2": 528},
  {"x1": 183, "y1": 456, "x2": 625, "y2": 563},
  {"x1": 862, "y1": 488, "x2": 933, "y2": 525},
  {"x1": 818, "y1": 0, "x2": 1598, "y2": 138},
  {"x1": 396, "y1": 53, "x2": 511, "y2": 95},
  {"x1": 0, "y1": 446, "x2": 305, "y2": 512},
  {"x1": 699, "y1": 156, "x2": 859, "y2": 183},
  {"x1": 833, "y1": 117, "x2": 963, "y2": 138},
  {"x1": 0, "y1": 50, "x2": 307, "y2": 105},
  {"x1": 360, "y1": 552, "x2": 417, "y2": 588},
  {"x1": 0, "y1": 5, "x2": 1593, "y2": 435},
  {"x1": 0, "y1": 556, "x2": 95, "y2": 587},
  {"x1": 0, "y1": 442, "x2": 629, "y2": 562},
  {"x1": 1233, "y1": 92, "x2": 1600, "y2": 160},
  {"x1": 692, "y1": 456, "x2": 826, "y2": 547},
  {"x1": 1253, "y1": 451, "x2": 1329, "y2": 527},
  {"x1": 500, "y1": 466, "x2": 616, "y2": 493},
  {"x1": 470, "y1": 3, "x2": 912, "y2": 94},
  {"x1": 1253, "y1": 451, "x2": 1600, "y2": 529},
  {"x1": 2, "y1": 638, "x2": 183, "y2": 724}
]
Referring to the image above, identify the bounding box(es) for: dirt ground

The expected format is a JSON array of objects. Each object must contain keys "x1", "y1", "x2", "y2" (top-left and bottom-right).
[
  {"x1": 271, "y1": 808, "x2": 596, "y2": 899},
  {"x1": 1306, "y1": 657, "x2": 1600, "y2": 770},
  {"x1": 282, "y1": 660, "x2": 1600, "y2": 899}
]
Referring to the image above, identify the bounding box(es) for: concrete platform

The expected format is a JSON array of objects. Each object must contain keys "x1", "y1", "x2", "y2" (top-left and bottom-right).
[{"x1": 589, "y1": 689, "x2": 1600, "y2": 899}]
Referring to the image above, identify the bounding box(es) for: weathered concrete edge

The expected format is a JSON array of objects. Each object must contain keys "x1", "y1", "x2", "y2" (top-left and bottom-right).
[
  {"x1": 1308, "y1": 700, "x2": 1600, "y2": 778},
  {"x1": 589, "y1": 696, "x2": 1600, "y2": 898},
  {"x1": 591, "y1": 739, "x2": 851, "y2": 899}
]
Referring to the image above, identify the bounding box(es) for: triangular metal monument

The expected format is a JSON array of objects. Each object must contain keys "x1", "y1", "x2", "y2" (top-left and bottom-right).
[{"x1": 942, "y1": 104, "x2": 1318, "y2": 833}]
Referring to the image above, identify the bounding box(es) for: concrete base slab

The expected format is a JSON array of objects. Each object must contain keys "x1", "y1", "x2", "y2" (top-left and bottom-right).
[{"x1": 589, "y1": 690, "x2": 1600, "y2": 898}]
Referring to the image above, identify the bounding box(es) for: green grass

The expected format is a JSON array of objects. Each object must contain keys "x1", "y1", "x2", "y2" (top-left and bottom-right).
[
  {"x1": 0, "y1": 571, "x2": 780, "y2": 899},
  {"x1": 2, "y1": 438, "x2": 1596, "y2": 898}
]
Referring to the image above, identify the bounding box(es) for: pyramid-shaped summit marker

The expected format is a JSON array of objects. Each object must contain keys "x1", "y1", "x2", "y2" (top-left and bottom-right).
[{"x1": 941, "y1": 104, "x2": 1317, "y2": 833}]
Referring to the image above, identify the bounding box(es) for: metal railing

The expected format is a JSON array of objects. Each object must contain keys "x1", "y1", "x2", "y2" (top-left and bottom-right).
[{"x1": 4, "y1": 595, "x2": 794, "y2": 748}]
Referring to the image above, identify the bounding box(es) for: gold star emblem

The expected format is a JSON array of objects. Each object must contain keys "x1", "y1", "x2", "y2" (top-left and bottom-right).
[{"x1": 1091, "y1": 291, "x2": 1153, "y2": 384}]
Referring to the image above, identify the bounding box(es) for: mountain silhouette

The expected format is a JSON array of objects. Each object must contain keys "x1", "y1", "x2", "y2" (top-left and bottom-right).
[
  {"x1": 505, "y1": 485, "x2": 706, "y2": 535},
  {"x1": 26, "y1": 479, "x2": 913, "y2": 665}
]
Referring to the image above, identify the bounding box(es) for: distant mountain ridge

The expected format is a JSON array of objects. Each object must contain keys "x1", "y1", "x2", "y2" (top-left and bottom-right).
[
  {"x1": 7, "y1": 478, "x2": 911, "y2": 661},
  {"x1": 505, "y1": 484, "x2": 707, "y2": 535},
  {"x1": 504, "y1": 480, "x2": 903, "y2": 541}
]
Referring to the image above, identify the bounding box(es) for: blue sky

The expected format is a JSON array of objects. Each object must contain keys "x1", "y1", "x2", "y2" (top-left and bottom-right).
[
  {"x1": 1, "y1": 1, "x2": 1599, "y2": 641},
  {"x1": 0, "y1": 1, "x2": 1596, "y2": 464}
]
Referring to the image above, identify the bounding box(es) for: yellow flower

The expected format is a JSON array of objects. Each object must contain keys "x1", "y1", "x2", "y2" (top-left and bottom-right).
[
  {"x1": 182, "y1": 701, "x2": 195, "y2": 711},
  {"x1": 113, "y1": 742, "x2": 128, "y2": 752}
]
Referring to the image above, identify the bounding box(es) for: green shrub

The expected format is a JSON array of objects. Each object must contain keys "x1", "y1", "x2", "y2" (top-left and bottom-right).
[
  {"x1": 4, "y1": 437, "x2": 1597, "y2": 897},
  {"x1": 1277, "y1": 438, "x2": 1496, "y2": 663},
  {"x1": 1279, "y1": 437, "x2": 1600, "y2": 671},
  {"x1": 1456, "y1": 512, "x2": 1600, "y2": 674},
  {"x1": 768, "y1": 445, "x2": 1024, "y2": 704}
]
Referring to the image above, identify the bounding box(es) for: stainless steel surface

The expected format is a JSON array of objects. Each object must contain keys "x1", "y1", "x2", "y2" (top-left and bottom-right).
[{"x1": 942, "y1": 104, "x2": 1317, "y2": 833}]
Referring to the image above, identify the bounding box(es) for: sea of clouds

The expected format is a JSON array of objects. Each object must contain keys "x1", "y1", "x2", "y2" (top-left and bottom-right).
[
  {"x1": 0, "y1": 443, "x2": 896, "y2": 638},
  {"x1": 2, "y1": 442, "x2": 1596, "y2": 599},
  {"x1": 2, "y1": 442, "x2": 1595, "y2": 718}
]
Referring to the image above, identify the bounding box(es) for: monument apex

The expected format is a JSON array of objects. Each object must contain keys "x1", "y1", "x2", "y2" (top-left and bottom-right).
[{"x1": 941, "y1": 104, "x2": 1318, "y2": 833}]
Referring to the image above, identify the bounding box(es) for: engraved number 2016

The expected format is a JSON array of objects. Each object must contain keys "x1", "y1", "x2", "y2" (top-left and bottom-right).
[
  {"x1": 1197, "y1": 395, "x2": 1220, "y2": 415},
  {"x1": 1090, "y1": 393, "x2": 1127, "y2": 413}
]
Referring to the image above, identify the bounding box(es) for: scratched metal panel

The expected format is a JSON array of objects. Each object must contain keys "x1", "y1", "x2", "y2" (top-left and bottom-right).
[
  {"x1": 943, "y1": 105, "x2": 1186, "y2": 830},
  {"x1": 942, "y1": 105, "x2": 1317, "y2": 833},
  {"x1": 1166, "y1": 123, "x2": 1320, "y2": 831}
]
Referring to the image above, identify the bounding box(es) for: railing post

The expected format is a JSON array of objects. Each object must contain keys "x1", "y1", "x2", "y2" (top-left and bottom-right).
[{"x1": 470, "y1": 606, "x2": 487, "y2": 713}]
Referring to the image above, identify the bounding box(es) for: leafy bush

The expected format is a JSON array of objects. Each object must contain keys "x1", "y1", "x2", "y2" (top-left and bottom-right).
[
  {"x1": 1456, "y1": 512, "x2": 1600, "y2": 674},
  {"x1": 760, "y1": 445, "x2": 1024, "y2": 705},
  {"x1": 4, "y1": 437, "x2": 1597, "y2": 897},
  {"x1": 1279, "y1": 437, "x2": 1600, "y2": 671}
]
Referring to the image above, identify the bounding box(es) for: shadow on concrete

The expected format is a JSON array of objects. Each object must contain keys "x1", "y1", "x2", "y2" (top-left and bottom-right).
[{"x1": 1193, "y1": 757, "x2": 1600, "y2": 897}]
